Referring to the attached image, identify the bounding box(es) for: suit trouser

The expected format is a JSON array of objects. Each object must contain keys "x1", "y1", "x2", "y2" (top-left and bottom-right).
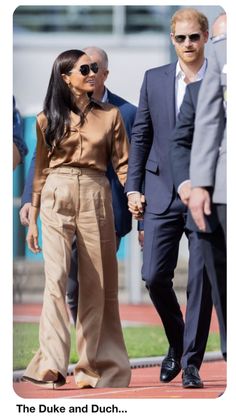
[
  {"x1": 143, "y1": 197, "x2": 213, "y2": 369},
  {"x1": 199, "y1": 221, "x2": 227, "y2": 358},
  {"x1": 24, "y1": 167, "x2": 131, "y2": 388},
  {"x1": 215, "y1": 203, "x2": 226, "y2": 241}
]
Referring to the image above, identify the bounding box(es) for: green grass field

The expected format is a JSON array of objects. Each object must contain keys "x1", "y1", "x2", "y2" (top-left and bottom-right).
[{"x1": 13, "y1": 323, "x2": 220, "y2": 370}]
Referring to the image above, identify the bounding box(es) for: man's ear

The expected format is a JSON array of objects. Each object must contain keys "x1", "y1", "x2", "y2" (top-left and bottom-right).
[
  {"x1": 203, "y1": 30, "x2": 209, "y2": 43},
  {"x1": 104, "y1": 70, "x2": 109, "y2": 82},
  {"x1": 170, "y1": 32, "x2": 175, "y2": 46}
]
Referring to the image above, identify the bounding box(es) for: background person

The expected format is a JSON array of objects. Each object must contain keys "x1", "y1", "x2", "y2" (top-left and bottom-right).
[
  {"x1": 189, "y1": 13, "x2": 227, "y2": 358},
  {"x1": 13, "y1": 96, "x2": 28, "y2": 170}
]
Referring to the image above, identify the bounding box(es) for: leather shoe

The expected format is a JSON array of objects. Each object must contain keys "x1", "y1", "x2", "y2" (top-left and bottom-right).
[
  {"x1": 22, "y1": 372, "x2": 66, "y2": 389},
  {"x1": 160, "y1": 347, "x2": 181, "y2": 383},
  {"x1": 182, "y1": 365, "x2": 204, "y2": 388}
]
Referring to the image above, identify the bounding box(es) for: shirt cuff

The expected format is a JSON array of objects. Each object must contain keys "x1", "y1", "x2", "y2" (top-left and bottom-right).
[
  {"x1": 126, "y1": 191, "x2": 140, "y2": 196},
  {"x1": 177, "y1": 179, "x2": 191, "y2": 195},
  {"x1": 31, "y1": 193, "x2": 41, "y2": 208}
]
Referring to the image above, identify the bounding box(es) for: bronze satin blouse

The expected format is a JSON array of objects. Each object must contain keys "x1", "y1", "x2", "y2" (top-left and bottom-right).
[{"x1": 32, "y1": 100, "x2": 129, "y2": 208}]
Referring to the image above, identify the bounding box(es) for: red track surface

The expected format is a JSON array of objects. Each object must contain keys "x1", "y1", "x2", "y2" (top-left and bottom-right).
[
  {"x1": 13, "y1": 303, "x2": 226, "y2": 399},
  {"x1": 14, "y1": 362, "x2": 226, "y2": 399}
]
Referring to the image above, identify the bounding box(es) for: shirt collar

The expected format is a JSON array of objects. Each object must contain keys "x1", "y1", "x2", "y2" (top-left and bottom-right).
[
  {"x1": 89, "y1": 87, "x2": 108, "y2": 109},
  {"x1": 176, "y1": 58, "x2": 207, "y2": 81},
  {"x1": 90, "y1": 97, "x2": 107, "y2": 109},
  {"x1": 211, "y1": 33, "x2": 226, "y2": 43},
  {"x1": 101, "y1": 87, "x2": 108, "y2": 103}
]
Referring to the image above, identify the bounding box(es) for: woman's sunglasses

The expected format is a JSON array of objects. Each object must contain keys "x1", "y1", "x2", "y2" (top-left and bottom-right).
[
  {"x1": 174, "y1": 33, "x2": 201, "y2": 44},
  {"x1": 78, "y1": 62, "x2": 99, "y2": 76}
]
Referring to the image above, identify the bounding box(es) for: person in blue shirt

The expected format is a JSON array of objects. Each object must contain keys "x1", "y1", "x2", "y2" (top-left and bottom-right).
[
  {"x1": 13, "y1": 96, "x2": 28, "y2": 169},
  {"x1": 19, "y1": 47, "x2": 137, "y2": 324}
]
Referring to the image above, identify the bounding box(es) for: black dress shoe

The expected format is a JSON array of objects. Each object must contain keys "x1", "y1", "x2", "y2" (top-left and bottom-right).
[
  {"x1": 182, "y1": 365, "x2": 204, "y2": 388},
  {"x1": 160, "y1": 347, "x2": 181, "y2": 383}
]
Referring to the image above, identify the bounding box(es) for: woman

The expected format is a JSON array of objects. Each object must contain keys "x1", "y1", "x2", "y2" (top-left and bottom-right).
[{"x1": 22, "y1": 49, "x2": 131, "y2": 389}]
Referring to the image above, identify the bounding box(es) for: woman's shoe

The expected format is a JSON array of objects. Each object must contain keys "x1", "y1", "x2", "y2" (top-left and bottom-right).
[{"x1": 22, "y1": 373, "x2": 66, "y2": 389}]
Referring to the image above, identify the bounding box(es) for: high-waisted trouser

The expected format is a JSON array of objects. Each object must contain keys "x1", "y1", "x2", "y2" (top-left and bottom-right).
[{"x1": 23, "y1": 167, "x2": 131, "y2": 388}]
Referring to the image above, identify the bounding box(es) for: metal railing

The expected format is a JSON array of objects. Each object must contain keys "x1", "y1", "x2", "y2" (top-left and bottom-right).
[{"x1": 13, "y1": 5, "x2": 173, "y2": 35}]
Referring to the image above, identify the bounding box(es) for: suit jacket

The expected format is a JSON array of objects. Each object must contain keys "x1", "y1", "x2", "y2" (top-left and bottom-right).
[
  {"x1": 125, "y1": 62, "x2": 178, "y2": 214},
  {"x1": 190, "y1": 37, "x2": 226, "y2": 204},
  {"x1": 21, "y1": 89, "x2": 137, "y2": 237},
  {"x1": 106, "y1": 90, "x2": 137, "y2": 236},
  {"x1": 170, "y1": 80, "x2": 218, "y2": 233},
  {"x1": 171, "y1": 81, "x2": 201, "y2": 190}
]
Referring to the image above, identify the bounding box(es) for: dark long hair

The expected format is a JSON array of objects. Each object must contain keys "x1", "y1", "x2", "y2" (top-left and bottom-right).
[{"x1": 43, "y1": 49, "x2": 89, "y2": 148}]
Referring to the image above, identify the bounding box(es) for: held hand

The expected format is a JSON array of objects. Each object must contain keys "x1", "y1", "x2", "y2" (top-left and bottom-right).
[
  {"x1": 128, "y1": 192, "x2": 145, "y2": 220},
  {"x1": 19, "y1": 203, "x2": 31, "y2": 226},
  {"x1": 26, "y1": 223, "x2": 41, "y2": 254},
  {"x1": 188, "y1": 187, "x2": 211, "y2": 232},
  {"x1": 179, "y1": 181, "x2": 191, "y2": 206}
]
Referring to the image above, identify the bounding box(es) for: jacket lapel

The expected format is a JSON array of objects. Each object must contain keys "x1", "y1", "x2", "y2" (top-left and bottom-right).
[{"x1": 164, "y1": 63, "x2": 177, "y2": 128}]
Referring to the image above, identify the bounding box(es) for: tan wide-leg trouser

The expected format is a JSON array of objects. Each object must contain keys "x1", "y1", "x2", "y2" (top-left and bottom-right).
[{"x1": 23, "y1": 167, "x2": 131, "y2": 388}]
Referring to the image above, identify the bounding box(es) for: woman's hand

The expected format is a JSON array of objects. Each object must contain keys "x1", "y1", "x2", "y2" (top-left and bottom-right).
[
  {"x1": 26, "y1": 206, "x2": 41, "y2": 253},
  {"x1": 26, "y1": 223, "x2": 41, "y2": 254},
  {"x1": 128, "y1": 192, "x2": 145, "y2": 220}
]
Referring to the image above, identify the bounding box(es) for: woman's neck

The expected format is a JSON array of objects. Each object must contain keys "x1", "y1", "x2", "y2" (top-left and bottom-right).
[{"x1": 74, "y1": 93, "x2": 90, "y2": 111}]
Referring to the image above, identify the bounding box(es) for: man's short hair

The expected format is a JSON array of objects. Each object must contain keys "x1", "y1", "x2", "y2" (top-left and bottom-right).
[{"x1": 171, "y1": 8, "x2": 209, "y2": 33}]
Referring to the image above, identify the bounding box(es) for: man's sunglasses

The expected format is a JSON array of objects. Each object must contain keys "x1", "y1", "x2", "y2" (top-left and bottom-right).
[
  {"x1": 71, "y1": 62, "x2": 99, "y2": 76},
  {"x1": 174, "y1": 33, "x2": 201, "y2": 44}
]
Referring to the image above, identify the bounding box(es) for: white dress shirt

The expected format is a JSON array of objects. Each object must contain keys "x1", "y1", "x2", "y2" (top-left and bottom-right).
[{"x1": 175, "y1": 59, "x2": 207, "y2": 116}]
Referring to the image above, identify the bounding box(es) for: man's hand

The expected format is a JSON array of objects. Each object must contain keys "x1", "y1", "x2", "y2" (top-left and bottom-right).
[
  {"x1": 188, "y1": 187, "x2": 211, "y2": 232},
  {"x1": 19, "y1": 202, "x2": 31, "y2": 226},
  {"x1": 128, "y1": 192, "x2": 145, "y2": 220},
  {"x1": 178, "y1": 181, "x2": 191, "y2": 205}
]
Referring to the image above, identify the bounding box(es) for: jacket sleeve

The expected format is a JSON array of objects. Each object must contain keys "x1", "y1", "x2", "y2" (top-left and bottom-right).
[
  {"x1": 190, "y1": 44, "x2": 226, "y2": 188},
  {"x1": 21, "y1": 149, "x2": 36, "y2": 206},
  {"x1": 13, "y1": 97, "x2": 28, "y2": 162}
]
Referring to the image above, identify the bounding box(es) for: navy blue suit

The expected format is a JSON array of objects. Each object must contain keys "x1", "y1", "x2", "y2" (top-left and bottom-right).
[
  {"x1": 171, "y1": 81, "x2": 226, "y2": 358},
  {"x1": 21, "y1": 90, "x2": 137, "y2": 323},
  {"x1": 126, "y1": 63, "x2": 212, "y2": 369}
]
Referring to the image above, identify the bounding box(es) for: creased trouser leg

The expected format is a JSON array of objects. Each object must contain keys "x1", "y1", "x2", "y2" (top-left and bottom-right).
[
  {"x1": 73, "y1": 175, "x2": 131, "y2": 388},
  {"x1": 24, "y1": 169, "x2": 130, "y2": 388},
  {"x1": 24, "y1": 174, "x2": 76, "y2": 382}
]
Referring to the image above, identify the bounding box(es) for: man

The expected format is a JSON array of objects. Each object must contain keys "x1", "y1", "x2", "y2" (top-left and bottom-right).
[
  {"x1": 170, "y1": 67, "x2": 226, "y2": 360},
  {"x1": 126, "y1": 8, "x2": 212, "y2": 388},
  {"x1": 188, "y1": 14, "x2": 227, "y2": 357},
  {"x1": 19, "y1": 46, "x2": 137, "y2": 324},
  {"x1": 189, "y1": 14, "x2": 226, "y2": 237}
]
